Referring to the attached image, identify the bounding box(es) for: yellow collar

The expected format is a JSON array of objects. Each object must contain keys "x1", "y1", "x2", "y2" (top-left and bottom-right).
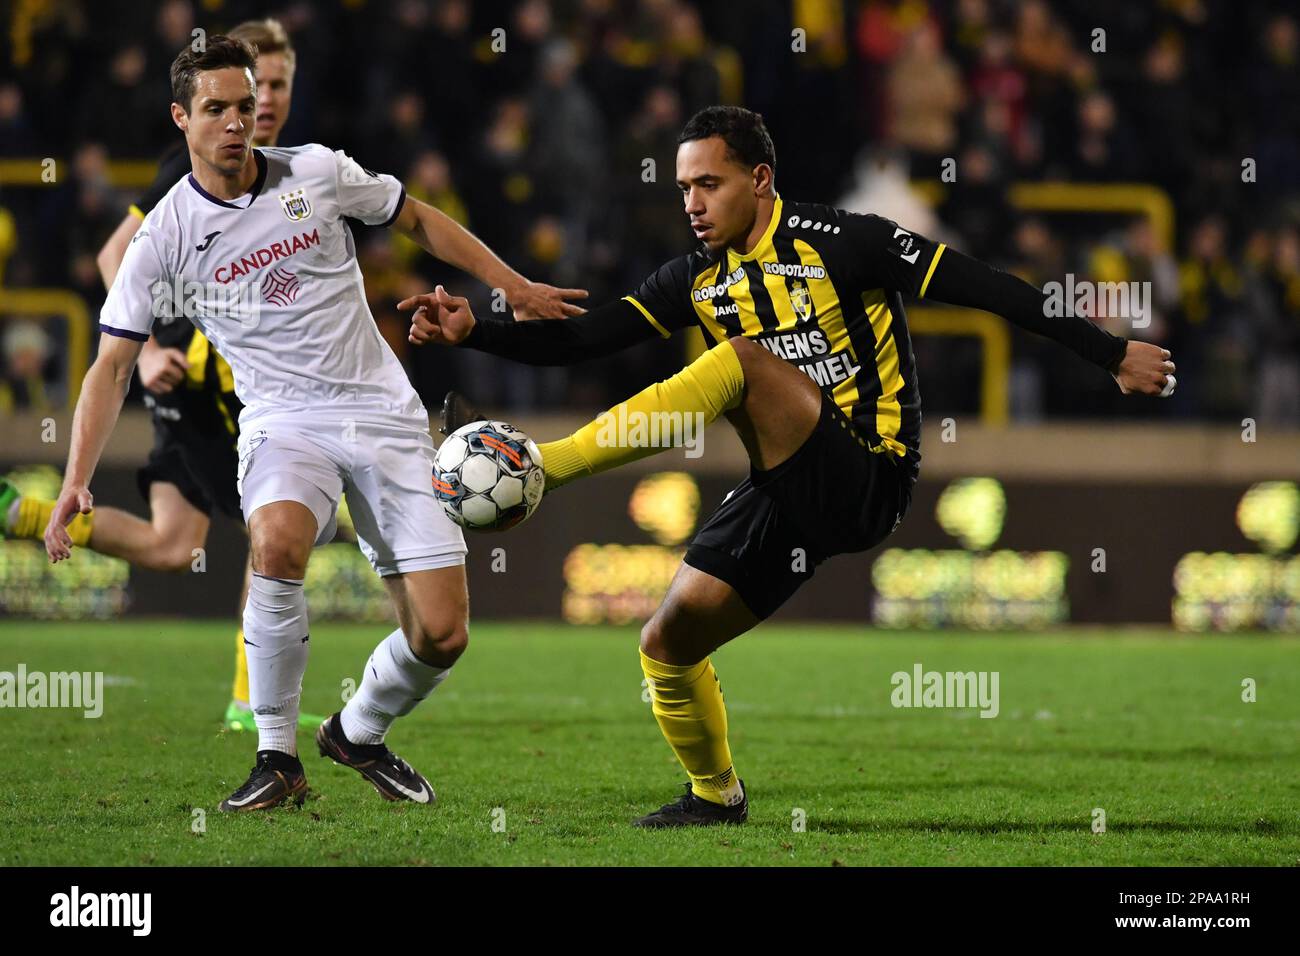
[{"x1": 727, "y1": 195, "x2": 783, "y2": 264}]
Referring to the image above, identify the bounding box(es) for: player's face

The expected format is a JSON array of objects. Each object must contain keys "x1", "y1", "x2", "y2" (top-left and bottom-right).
[
  {"x1": 174, "y1": 67, "x2": 256, "y2": 176},
  {"x1": 252, "y1": 52, "x2": 294, "y2": 147},
  {"x1": 676, "y1": 137, "x2": 761, "y2": 253}
]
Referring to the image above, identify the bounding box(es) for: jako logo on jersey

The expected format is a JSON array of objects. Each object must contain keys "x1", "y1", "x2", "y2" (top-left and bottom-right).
[
  {"x1": 196, "y1": 231, "x2": 221, "y2": 252},
  {"x1": 279, "y1": 188, "x2": 313, "y2": 222},
  {"x1": 214, "y1": 229, "x2": 319, "y2": 283}
]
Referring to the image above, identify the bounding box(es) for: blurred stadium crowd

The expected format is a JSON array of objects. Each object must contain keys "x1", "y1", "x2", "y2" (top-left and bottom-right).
[{"x1": 1, "y1": 0, "x2": 1297, "y2": 424}]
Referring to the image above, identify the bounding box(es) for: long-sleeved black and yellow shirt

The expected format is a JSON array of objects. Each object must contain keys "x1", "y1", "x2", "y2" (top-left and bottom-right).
[{"x1": 464, "y1": 195, "x2": 1129, "y2": 481}]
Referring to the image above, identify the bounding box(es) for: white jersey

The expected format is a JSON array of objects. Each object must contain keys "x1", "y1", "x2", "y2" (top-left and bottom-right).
[{"x1": 100, "y1": 143, "x2": 424, "y2": 429}]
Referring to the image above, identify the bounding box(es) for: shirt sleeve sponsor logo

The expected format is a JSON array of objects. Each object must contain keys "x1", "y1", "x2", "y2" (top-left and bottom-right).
[{"x1": 889, "y1": 227, "x2": 921, "y2": 264}]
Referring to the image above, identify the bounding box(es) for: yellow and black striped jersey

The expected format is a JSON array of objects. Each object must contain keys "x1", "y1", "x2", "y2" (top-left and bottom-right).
[{"x1": 623, "y1": 196, "x2": 944, "y2": 475}]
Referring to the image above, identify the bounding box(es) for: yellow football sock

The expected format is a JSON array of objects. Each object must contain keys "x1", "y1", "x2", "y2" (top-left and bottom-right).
[
  {"x1": 232, "y1": 628, "x2": 250, "y2": 704},
  {"x1": 14, "y1": 497, "x2": 94, "y2": 546},
  {"x1": 639, "y1": 649, "x2": 740, "y2": 805},
  {"x1": 538, "y1": 338, "x2": 745, "y2": 490}
]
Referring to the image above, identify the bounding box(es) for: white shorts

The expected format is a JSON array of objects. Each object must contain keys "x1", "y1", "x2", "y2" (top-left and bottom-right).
[{"x1": 236, "y1": 416, "x2": 466, "y2": 576}]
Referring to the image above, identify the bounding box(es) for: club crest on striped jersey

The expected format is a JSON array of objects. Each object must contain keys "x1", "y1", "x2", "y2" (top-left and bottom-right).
[
  {"x1": 789, "y1": 279, "x2": 812, "y2": 322},
  {"x1": 279, "y1": 188, "x2": 313, "y2": 222}
]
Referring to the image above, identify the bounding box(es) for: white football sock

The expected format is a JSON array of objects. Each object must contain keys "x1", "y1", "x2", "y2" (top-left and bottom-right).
[
  {"x1": 243, "y1": 573, "x2": 310, "y2": 756},
  {"x1": 340, "y1": 628, "x2": 450, "y2": 745}
]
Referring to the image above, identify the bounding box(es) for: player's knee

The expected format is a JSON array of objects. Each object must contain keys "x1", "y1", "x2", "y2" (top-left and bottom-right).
[
  {"x1": 250, "y1": 537, "x2": 310, "y2": 580},
  {"x1": 727, "y1": 334, "x2": 763, "y2": 371},
  {"x1": 407, "y1": 619, "x2": 468, "y2": 667},
  {"x1": 640, "y1": 612, "x2": 681, "y2": 660}
]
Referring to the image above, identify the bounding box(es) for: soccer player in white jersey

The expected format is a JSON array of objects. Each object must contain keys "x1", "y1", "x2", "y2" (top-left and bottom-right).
[{"x1": 43, "y1": 35, "x2": 582, "y2": 811}]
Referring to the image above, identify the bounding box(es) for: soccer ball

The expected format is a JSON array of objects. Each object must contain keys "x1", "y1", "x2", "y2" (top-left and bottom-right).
[{"x1": 432, "y1": 420, "x2": 545, "y2": 531}]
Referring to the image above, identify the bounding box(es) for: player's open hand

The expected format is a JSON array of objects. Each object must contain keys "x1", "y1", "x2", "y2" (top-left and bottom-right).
[
  {"x1": 137, "y1": 340, "x2": 189, "y2": 395},
  {"x1": 508, "y1": 280, "x2": 587, "y2": 321},
  {"x1": 1113, "y1": 341, "x2": 1176, "y2": 397},
  {"x1": 44, "y1": 485, "x2": 93, "y2": 563},
  {"x1": 401, "y1": 285, "x2": 477, "y2": 346}
]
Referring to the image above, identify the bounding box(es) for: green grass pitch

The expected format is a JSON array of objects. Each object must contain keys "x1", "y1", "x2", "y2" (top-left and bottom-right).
[{"x1": 1, "y1": 620, "x2": 1296, "y2": 866}]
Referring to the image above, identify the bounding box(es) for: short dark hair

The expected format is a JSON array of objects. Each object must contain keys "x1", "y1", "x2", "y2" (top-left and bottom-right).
[
  {"x1": 678, "y1": 106, "x2": 776, "y2": 171},
  {"x1": 170, "y1": 35, "x2": 257, "y2": 114}
]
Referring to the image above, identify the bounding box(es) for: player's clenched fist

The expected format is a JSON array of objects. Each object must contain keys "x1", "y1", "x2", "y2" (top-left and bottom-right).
[
  {"x1": 1112, "y1": 341, "x2": 1177, "y2": 397},
  {"x1": 44, "y1": 485, "x2": 93, "y2": 563},
  {"x1": 400, "y1": 285, "x2": 478, "y2": 346}
]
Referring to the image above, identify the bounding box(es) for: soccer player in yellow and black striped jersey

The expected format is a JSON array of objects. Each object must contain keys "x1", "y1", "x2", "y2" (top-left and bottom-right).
[{"x1": 403, "y1": 106, "x2": 1177, "y2": 827}]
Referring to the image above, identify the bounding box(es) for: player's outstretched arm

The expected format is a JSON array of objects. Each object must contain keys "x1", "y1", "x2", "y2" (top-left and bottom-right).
[
  {"x1": 45, "y1": 333, "x2": 143, "y2": 563},
  {"x1": 400, "y1": 286, "x2": 660, "y2": 365},
  {"x1": 922, "y1": 247, "x2": 1176, "y2": 398},
  {"x1": 390, "y1": 197, "x2": 588, "y2": 321}
]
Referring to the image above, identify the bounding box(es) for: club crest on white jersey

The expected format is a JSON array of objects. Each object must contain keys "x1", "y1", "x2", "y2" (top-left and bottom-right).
[{"x1": 279, "y1": 187, "x2": 312, "y2": 222}]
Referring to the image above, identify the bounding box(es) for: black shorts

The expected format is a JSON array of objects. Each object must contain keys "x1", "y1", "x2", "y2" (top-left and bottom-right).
[
  {"x1": 136, "y1": 414, "x2": 242, "y2": 521},
  {"x1": 684, "y1": 394, "x2": 915, "y2": 620}
]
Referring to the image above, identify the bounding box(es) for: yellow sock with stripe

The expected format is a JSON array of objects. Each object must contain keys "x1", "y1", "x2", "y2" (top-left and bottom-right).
[
  {"x1": 13, "y1": 497, "x2": 94, "y2": 546},
  {"x1": 232, "y1": 628, "x2": 250, "y2": 705},
  {"x1": 537, "y1": 338, "x2": 745, "y2": 490},
  {"x1": 639, "y1": 649, "x2": 743, "y2": 806}
]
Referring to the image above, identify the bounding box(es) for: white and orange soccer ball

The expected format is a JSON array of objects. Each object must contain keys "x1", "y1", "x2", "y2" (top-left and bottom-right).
[{"x1": 432, "y1": 420, "x2": 545, "y2": 532}]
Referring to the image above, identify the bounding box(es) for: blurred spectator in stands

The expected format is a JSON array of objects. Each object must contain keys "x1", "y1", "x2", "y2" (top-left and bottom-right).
[
  {"x1": 941, "y1": 143, "x2": 1012, "y2": 259},
  {"x1": 1069, "y1": 91, "x2": 1135, "y2": 182},
  {"x1": 0, "y1": 83, "x2": 39, "y2": 157},
  {"x1": 655, "y1": 1, "x2": 723, "y2": 119},
  {"x1": 466, "y1": 96, "x2": 535, "y2": 263},
  {"x1": 614, "y1": 84, "x2": 686, "y2": 277},
  {"x1": 76, "y1": 45, "x2": 166, "y2": 156},
  {"x1": 422, "y1": 0, "x2": 478, "y2": 163},
  {"x1": 148, "y1": 0, "x2": 193, "y2": 75},
  {"x1": 966, "y1": 31, "x2": 1031, "y2": 169},
  {"x1": 0, "y1": 321, "x2": 55, "y2": 412},
  {"x1": 949, "y1": 0, "x2": 992, "y2": 74},
  {"x1": 1015, "y1": 0, "x2": 1078, "y2": 177},
  {"x1": 1249, "y1": 14, "x2": 1300, "y2": 195},
  {"x1": 1255, "y1": 225, "x2": 1300, "y2": 424},
  {"x1": 1178, "y1": 216, "x2": 1252, "y2": 418},
  {"x1": 1005, "y1": 217, "x2": 1066, "y2": 420},
  {"x1": 1133, "y1": 33, "x2": 1197, "y2": 206},
  {"x1": 373, "y1": 91, "x2": 437, "y2": 183},
  {"x1": 886, "y1": 20, "x2": 963, "y2": 176},
  {"x1": 530, "y1": 38, "x2": 606, "y2": 269}
]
